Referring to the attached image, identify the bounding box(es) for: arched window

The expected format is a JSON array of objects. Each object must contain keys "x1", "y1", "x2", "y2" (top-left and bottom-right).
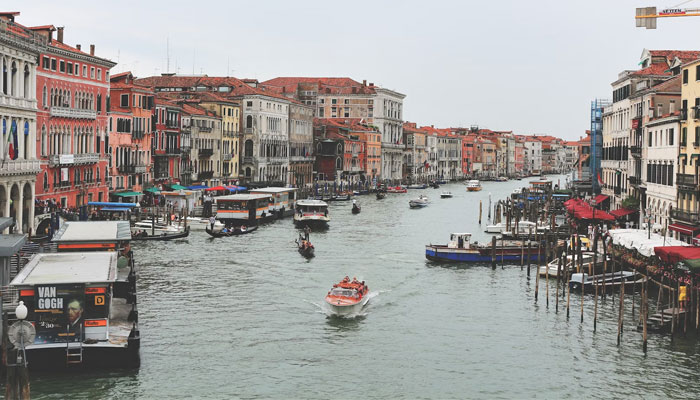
[
  {"x1": 23, "y1": 65, "x2": 29, "y2": 99},
  {"x1": 336, "y1": 157, "x2": 342, "y2": 169},
  {"x1": 244, "y1": 139, "x2": 253, "y2": 157},
  {"x1": 41, "y1": 124, "x2": 47, "y2": 156},
  {"x1": 43, "y1": 172, "x2": 49, "y2": 190},
  {"x1": 246, "y1": 115, "x2": 253, "y2": 129},
  {"x1": 10, "y1": 61, "x2": 17, "y2": 97}
]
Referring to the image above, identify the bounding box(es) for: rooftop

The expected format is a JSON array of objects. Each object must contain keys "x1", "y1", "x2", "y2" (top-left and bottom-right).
[
  {"x1": 11, "y1": 252, "x2": 118, "y2": 285},
  {"x1": 52, "y1": 221, "x2": 131, "y2": 243}
]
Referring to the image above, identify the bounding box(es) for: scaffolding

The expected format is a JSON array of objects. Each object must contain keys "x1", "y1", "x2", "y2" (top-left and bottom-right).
[{"x1": 590, "y1": 99, "x2": 611, "y2": 194}]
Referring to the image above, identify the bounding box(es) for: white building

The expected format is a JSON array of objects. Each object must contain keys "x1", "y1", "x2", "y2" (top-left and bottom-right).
[
  {"x1": 523, "y1": 139, "x2": 542, "y2": 176},
  {"x1": 374, "y1": 87, "x2": 406, "y2": 182},
  {"x1": 0, "y1": 15, "x2": 44, "y2": 233},
  {"x1": 644, "y1": 114, "x2": 679, "y2": 230}
]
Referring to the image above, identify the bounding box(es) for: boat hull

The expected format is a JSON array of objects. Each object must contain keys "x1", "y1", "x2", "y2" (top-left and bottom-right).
[
  {"x1": 325, "y1": 297, "x2": 369, "y2": 316},
  {"x1": 425, "y1": 245, "x2": 545, "y2": 263},
  {"x1": 466, "y1": 187, "x2": 482, "y2": 192}
]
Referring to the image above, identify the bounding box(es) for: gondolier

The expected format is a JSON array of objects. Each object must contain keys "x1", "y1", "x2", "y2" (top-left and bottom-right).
[{"x1": 209, "y1": 215, "x2": 216, "y2": 230}]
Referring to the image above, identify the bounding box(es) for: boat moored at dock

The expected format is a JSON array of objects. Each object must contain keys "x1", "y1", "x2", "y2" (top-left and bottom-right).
[
  {"x1": 250, "y1": 187, "x2": 298, "y2": 218},
  {"x1": 425, "y1": 233, "x2": 545, "y2": 263},
  {"x1": 215, "y1": 193, "x2": 275, "y2": 226}
]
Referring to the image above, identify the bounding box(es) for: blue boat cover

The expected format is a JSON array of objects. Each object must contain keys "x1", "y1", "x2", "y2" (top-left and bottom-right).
[
  {"x1": 188, "y1": 185, "x2": 209, "y2": 190},
  {"x1": 88, "y1": 201, "x2": 137, "y2": 208}
]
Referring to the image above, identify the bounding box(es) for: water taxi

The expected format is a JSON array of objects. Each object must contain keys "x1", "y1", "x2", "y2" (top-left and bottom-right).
[
  {"x1": 466, "y1": 180, "x2": 482, "y2": 192},
  {"x1": 425, "y1": 233, "x2": 545, "y2": 263},
  {"x1": 440, "y1": 192, "x2": 453, "y2": 198},
  {"x1": 325, "y1": 277, "x2": 369, "y2": 316},
  {"x1": 496, "y1": 176, "x2": 508, "y2": 182},
  {"x1": 215, "y1": 193, "x2": 275, "y2": 226},
  {"x1": 408, "y1": 183, "x2": 427, "y2": 189},
  {"x1": 539, "y1": 252, "x2": 597, "y2": 278},
  {"x1": 409, "y1": 195, "x2": 429, "y2": 208},
  {"x1": 250, "y1": 187, "x2": 297, "y2": 218},
  {"x1": 13, "y1": 221, "x2": 140, "y2": 369},
  {"x1": 294, "y1": 199, "x2": 330, "y2": 227}
]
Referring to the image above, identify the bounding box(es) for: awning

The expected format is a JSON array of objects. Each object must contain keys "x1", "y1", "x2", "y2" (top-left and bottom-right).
[
  {"x1": 145, "y1": 187, "x2": 160, "y2": 194},
  {"x1": 113, "y1": 192, "x2": 144, "y2": 197},
  {"x1": 188, "y1": 185, "x2": 209, "y2": 190},
  {"x1": 655, "y1": 246, "x2": 700, "y2": 264},
  {"x1": 205, "y1": 186, "x2": 227, "y2": 191},
  {"x1": 668, "y1": 222, "x2": 700, "y2": 235},
  {"x1": 610, "y1": 208, "x2": 636, "y2": 218},
  {"x1": 574, "y1": 209, "x2": 615, "y2": 221},
  {"x1": 594, "y1": 194, "x2": 609, "y2": 204},
  {"x1": 170, "y1": 184, "x2": 188, "y2": 190},
  {"x1": 88, "y1": 202, "x2": 137, "y2": 208},
  {"x1": 100, "y1": 207, "x2": 133, "y2": 211}
]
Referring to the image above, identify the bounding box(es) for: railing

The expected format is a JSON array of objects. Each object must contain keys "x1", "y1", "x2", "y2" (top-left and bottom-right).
[
  {"x1": 48, "y1": 153, "x2": 99, "y2": 167},
  {"x1": 118, "y1": 165, "x2": 135, "y2": 174},
  {"x1": 134, "y1": 165, "x2": 147, "y2": 173},
  {"x1": 197, "y1": 171, "x2": 214, "y2": 180},
  {"x1": 677, "y1": 173, "x2": 697, "y2": 190},
  {"x1": 671, "y1": 208, "x2": 700, "y2": 224},
  {"x1": 223, "y1": 154, "x2": 232, "y2": 161},
  {"x1": 50, "y1": 106, "x2": 96, "y2": 120},
  {"x1": 197, "y1": 126, "x2": 212, "y2": 133},
  {"x1": 181, "y1": 127, "x2": 192, "y2": 134},
  {"x1": 198, "y1": 148, "x2": 214, "y2": 157},
  {"x1": 223, "y1": 130, "x2": 237, "y2": 138},
  {"x1": 244, "y1": 128, "x2": 253, "y2": 134},
  {"x1": 0, "y1": 159, "x2": 41, "y2": 175},
  {"x1": 166, "y1": 148, "x2": 180, "y2": 155},
  {"x1": 0, "y1": 96, "x2": 37, "y2": 110},
  {"x1": 629, "y1": 146, "x2": 641, "y2": 157},
  {"x1": 132, "y1": 129, "x2": 146, "y2": 139},
  {"x1": 628, "y1": 176, "x2": 640, "y2": 186}
]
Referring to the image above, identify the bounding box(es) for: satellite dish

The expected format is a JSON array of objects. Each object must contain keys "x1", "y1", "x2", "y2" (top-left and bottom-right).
[{"x1": 8, "y1": 321, "x2": 35, "y2": 347}]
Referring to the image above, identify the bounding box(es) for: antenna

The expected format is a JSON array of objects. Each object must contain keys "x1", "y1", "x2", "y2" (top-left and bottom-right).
[
  {"x1": 192, "y1": 48, "x2": 195, "y2": 75},
  {"x1": 166, "y1": 35, "x2": 170, "y2": 73}
]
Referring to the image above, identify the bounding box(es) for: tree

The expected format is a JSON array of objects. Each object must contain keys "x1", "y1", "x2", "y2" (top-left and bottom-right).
[{"x1": 621, "y1": 196, "x2": 639, "y2": 210}]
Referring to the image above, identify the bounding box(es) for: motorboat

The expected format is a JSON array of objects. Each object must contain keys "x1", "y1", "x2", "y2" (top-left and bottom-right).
[
  {"x1": 408, "y1": 183, "x2": 427, "y2": 189},
  {"x1": 425, "y1": 233, "x2": 545, "y2": 263},
  {"x1": 484, "y1": 220, "x2": 538, "y2": 234},
  {"x1": 386, "y1": 186, "x2": 407, "y2": 193},
  {"x1": 325, "y1": 277, "x2": 370, "y2": 316},
  {"x1": 169, "y1": 216, "x2": 224, "y2": 231},
  {"x1": 539, "y1": 252, "x2": 595, "y2": 278},
  {"x1": 352, "y1": 202, "x2": 361, "y2": 214},
  {"x1": 569, "y1": 271, "x2": 646, "y2": 293},
  {"x1": 132, "y1": 226, "x2": 190, "y2": 241},
  {"x1": 496, "y1": 176, "x2": 508, "y2": 182},
  {"x1": 440, "y1": 192, "x2": 453, "y2": 199},
  {"x1": 131, "y1": 221, "x2": 184, "y2": 236},
  {"x1": 409, "y1": 195, "x2": 429, "y2": 208},
  {"x1": 294, "y1": 200, "x2": 330, "y2": 227},
  {"x1": 376, "y1": 191, "x2": 387, "y2": 200},
  {"x1": 430, "y1": 181, "x2": 440, "y2": 189},
  {"x1": 466, "y1": 180, "x2": 482, "y2": 192}
]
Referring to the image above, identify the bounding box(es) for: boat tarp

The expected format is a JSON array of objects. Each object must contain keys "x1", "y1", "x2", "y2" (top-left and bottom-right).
[
  {"x1": 170, "y1": 184, "x2": 188, "y2": 190},
  {"x1": 610, "y1": 208, "x2": 636, "y2": 218},
  {"x1": 113, "y1": 191, "x2": 144, "y2": 197},
  {"x1": 654, "y1": 246, "x2": 700, "y2": 264},
  {"x1": 145, "y1": 187, "x2": 160, "y2": 194},
  {"x1": 188, "y1": 185, "x2": 209, "y2": 190},
  {"x1": 609, "y1": 229, "x2": 689, "y2": 258}
]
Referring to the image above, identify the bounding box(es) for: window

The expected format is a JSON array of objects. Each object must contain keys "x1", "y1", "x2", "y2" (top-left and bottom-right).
[
  {"x1": 90, "y1": 67, "x2": 95, "y2": 79},
  {"x1": 82, "y1": 65, "x2": 87, "y2": 77},
  {"x1": 696, "y1": 65, "x2": 700, "y2": 81},
  {"x1": 682, "y1": 127, "x2": 687, "y2": 145},
  {"x1": 683, "y1": 69, "x2": 689, "y2": 84},
  {"x1": 42, "y1": 86, "x2": 47, "y2": 108},
  {"x1": 50, "y1": 58, "x2": 57, "y2": 71},
  {"x1": 66, "y1": 63, "x2": 73, "y2": 75},
  {"x1": 97, "y1": 68, "x2": 102, "y2": 81},
  {"x1": 74, "y1": 63, "x2": 79, "y2": 76},
  {"x1": 59, "y1": 60, "x2": 65, "y2": 73},
  {"x1": 42, "y1": 56, "x2": 50, "y2": 69},
  {"x1": 332, "y1": 99, "x2": 337, "y2": 105},
  {"x1": 246, "y1": 101, "x2": 253, "y2": 107},
  {"x1": 669, "y1": 128, "x2": 674, "y2": 146},
  {"x1": 120, "y1": 94, "x2": 129, "y2": 108},
  {"x1": 344, "y1": 99, "x2": 349, "y2": 104}
]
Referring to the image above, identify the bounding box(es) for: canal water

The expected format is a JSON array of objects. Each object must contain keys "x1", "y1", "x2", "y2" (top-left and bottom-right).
[{"x1": 23, "y1": 175, "x2": 700, "y2": 399}]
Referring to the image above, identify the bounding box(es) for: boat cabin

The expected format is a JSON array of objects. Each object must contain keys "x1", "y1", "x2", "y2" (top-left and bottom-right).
[
  {"x1": 447, "y1": 233, "x2": 473, "y2": 249},
  {"x1": 52, "y1": 221, "x2": 132, "y2": 254},
  {"x1": 295, "y1": 199, "x2": 329, "y2": 215},
  {"x1": 250, "y1": 187, "x2": 297, "y2": 217},
  {"x1": 215, "y1": 193, "x2": 274, "y2": 224}
]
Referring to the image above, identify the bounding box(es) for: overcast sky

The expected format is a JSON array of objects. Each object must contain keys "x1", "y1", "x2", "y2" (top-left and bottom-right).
[{"x1": 7, "y1": 0, "x2": 700, "y2": 139}]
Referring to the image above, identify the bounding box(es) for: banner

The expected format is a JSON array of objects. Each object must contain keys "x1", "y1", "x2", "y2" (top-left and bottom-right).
[
  {"x1": 61, "y1": 167, "x2": 69, "y2": 181},
  {"x1": 34, "y1": 284, "x2": 85, "y2": 344}
]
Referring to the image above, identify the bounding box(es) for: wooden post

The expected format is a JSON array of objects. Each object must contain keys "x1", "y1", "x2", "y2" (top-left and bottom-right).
[
  {"x1": 579, "y1": 233, "x2": 584, "y2": 323},
  {"x1": 491, "y1": 236, "x2": 497, "y2": 269},
  {"x1": 556, "y1": 248, "x2": 562, "y2": 312},
  {"x1": 545, "y1": 234, "x2": 550, "y2": 307},
  {"x1": 602, "y1": 235, "x2": 607, "y2": 300},
  {"x1": 593, "y1": 229, "x2": 598, "y2": 332},
  {"x1": 151, "y1": 212, "x2": 155, "y2": 236},
  {"x1": 566, "y1": 258, "x2": 571, "y2": 319},
  {"x1": 501, "y1": 238, "x2": 505, "y2": 270},
  {"x1": 527, "y1": 232, "x2": 532, "y2": 277},
  {"x1": 520, "y1": 238, "x2": 524, "y2": 269},
  {"x1": 643, "y1": 266, "x2": 648, "y2": 353},
  {"x1": 617, "y1": 265, "x2": 624, "y2": 346},
  {"x1": 479, "y1": 200, "x2": 482, "y2": 225}
]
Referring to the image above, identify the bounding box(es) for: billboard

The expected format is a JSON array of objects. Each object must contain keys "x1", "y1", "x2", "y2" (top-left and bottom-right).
[{"x1": 33, "y1": 284, "x2": 85, "y2": 344}]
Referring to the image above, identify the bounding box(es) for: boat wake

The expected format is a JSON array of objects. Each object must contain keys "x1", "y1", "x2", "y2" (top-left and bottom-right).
[{"x1": 307, "y1": 290, "x2": 382, "y2": 319}]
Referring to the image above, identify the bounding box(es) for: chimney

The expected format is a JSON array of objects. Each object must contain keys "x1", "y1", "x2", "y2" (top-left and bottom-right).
[
  {"x1": 369, "y1": 82, "x2": 374, "y2": 87},
  {"x1": 57, "y1": 27, "x2": 64, "y2": 43},
  {"x1": 90, "y1": 44, "x2": 95, "y2": 56},
  {"x1": 362, "y1": 80, "x2": 367, "y2": 86},
  {"x1": 76, "y1": 44, "x2": 81, "y2": 51}
]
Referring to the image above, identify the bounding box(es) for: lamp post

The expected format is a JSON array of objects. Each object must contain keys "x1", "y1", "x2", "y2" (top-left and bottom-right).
[{"x1": 645, "y1": 206, "x2": 651, "y2": 239}]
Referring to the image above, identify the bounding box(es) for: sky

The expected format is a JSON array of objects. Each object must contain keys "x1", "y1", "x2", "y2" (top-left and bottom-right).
[{"x1": 6, "y1": 0, "x2": 700, "y2": 140}]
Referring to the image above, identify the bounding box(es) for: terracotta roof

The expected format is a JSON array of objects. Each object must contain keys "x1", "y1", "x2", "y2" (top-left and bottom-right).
[
  {"x1": 180, "y1": 102, "x2": 218, "y2": 118},
  {"x1": 314, "y1": 118, "x2": 377, "y2": 132},
  {"x1": 632, "y1": 63, "x2": 671, "y2": 76},
  {"x1": 651, "y1": 74, "x2": 681, "y2": 93},
  {"x1": 261, "y1": 77, "x2": 376, "y2": 95},
  {"x1": 649, "y1": 50, "x2": 700, "y2": 63}
]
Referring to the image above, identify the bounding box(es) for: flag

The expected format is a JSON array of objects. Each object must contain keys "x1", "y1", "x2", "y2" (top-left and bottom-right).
[
  {"x1": 597, "y1": 172, "x2": 603, "y2": 185},
  {"x1": 424, "y1": 160, "x2": 430, "y2": 169},
  {"x1": 7, "y1": 120, "x2": 17, "y2": 161}
]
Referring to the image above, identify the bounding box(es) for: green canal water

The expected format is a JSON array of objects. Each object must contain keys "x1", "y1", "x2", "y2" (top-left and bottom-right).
[{"x1": 20, "y1": 175, "x2": 700, "y2": 398}]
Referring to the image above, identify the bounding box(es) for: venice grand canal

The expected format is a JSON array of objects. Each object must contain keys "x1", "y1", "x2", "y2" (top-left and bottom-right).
[{"x1": 22, "y1": 176, "x2": 700, "y2": 399}]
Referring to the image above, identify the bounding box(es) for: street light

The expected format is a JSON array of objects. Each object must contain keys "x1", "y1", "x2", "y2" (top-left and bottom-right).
[{"x1": 645, "y1": 206, "x2": 651, "y2": 239}]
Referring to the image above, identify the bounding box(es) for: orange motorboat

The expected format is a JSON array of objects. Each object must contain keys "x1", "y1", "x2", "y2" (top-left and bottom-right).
[
  {"x1": 386, "y1": 186, "x2": 407, "y2": 194},
  {"x1": 324, "y1": 276, "x2": 370, "y2": 316}
]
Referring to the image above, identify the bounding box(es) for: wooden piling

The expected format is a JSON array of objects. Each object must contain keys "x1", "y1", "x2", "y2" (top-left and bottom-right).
[
  {"x1": 520, "y1": 239, "x2": 524, "y2": 270},
  {"x1": 602, "y1": 235, "x2": 607, "y2": 300},
  {"x1": 491, "y1": 236, "x2": 497, "y2": 269},
  {"x1": 545, "y1": 234, "x2": 550, "y2": 308},
  {"x1": 527, "y1": 232, "x2": 532, "y2": 277},
  {"x1": 479, "y1": 200, "x2": 482, "y2": 225},
  {"x1": 643, "y1": 267, "x2": 648, "y2": 353},
  {"x1": 593, "y1": 229, "x2": 598, "y2": 332},
  {"x1": 556, "y1": 249, "x2": 562, "y2": 312},
  {"x1": 501, "y1": 238, "x2": 505, "y2": 270},
  {"x1": 617, "y1": 264, "x2": 624, "y2": 346},
  {"x1": 579, "y1": 234, "x2": 584, "y2": 323}
]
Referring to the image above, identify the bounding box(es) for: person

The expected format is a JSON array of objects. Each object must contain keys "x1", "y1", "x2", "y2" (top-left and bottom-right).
[
  {"x1": 240, "y1": 225, "x2": 247, "y2": 233},
  {"x1": 304, "y1": 226, "x2": 311, "y2": 241},
  {"x1": 209, "y1": 215, "x2": 216, "y2": 230},
  {"x1": 66, "y1": 299, "x2": 84, "y2": 334}
]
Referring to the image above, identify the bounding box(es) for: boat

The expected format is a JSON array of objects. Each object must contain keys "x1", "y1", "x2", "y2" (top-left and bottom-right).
[
  {"x1": 425, "y1": 233, "x2": 545, "y2": 263},
  {"x1": 569, "y1": 271, "x2": 646, "y2": 293},
  {"x1": 466, "y1": 180, "x2": 482, "y2": 192},
  {"x1": 324, "y1": 277, "x2": 370, "y2": 316},
  {"x1": 169, "y1": 216, "x2": 224, "y2": 231},
  {"x1": 294, "y1": 199, "x2": 330, "y2": 227},
  {"x1": 386, "y1": 186, "x2": 407, "y2": 193},
  {"x1": 430, "y1": 181, "x2": 440, "y2": 189},
  {"x1": 204, "y1": 225, "x2": 258, "y2": 237},
  {"x1": 408, "y1": 183, "x2": 427, "y2": 189},
  {"x1": 131, "y1": 221, "x2": 185, "y2": 236},
  {"x1": 132, "y1": 226, "x2": 190, "y2": 241},
  {"x1": 352, "y1": 202, "x2": 361, "y2": 214},
  {"x1": 296, "y1": 233, "x2": 315, "y2": 258},
  {"x1": 484, "y1": 220, "x2": 538, "y2": 235},
  {"x1": 250, "y1": 187, "x2": 298, "y2": 218},
  {"x1": 331, "y1": 191, "x2": 352, "y2": 201},
  {"x1": 409, "y1": 195, "x2": 429, "y2": 208},
  {"x1": 538, "y1": 252, "x2": 596, "y2": 277},
  {"x1": 376, "y1": 191, "x2": 387, "y2": 200},
  {"x1": 440, "y1": 192, "x2": 453, "y2": 199},
  {"x1": 496, "y1": 176, "x2": 508, "y2": 182}
]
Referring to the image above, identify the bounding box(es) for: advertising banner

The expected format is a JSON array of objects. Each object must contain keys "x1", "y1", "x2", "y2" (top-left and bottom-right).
[{"x1": 33, "y1": 284, "x2": 85, "y2": 344}]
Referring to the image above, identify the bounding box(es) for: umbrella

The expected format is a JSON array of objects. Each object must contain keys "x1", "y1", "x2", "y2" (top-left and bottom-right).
[
  {"x1": 170, "y1": 184, "x2": 187, "y2": 190},
  {"x1": 205, "y1": 186, "x2": 227, "y2": 191}
]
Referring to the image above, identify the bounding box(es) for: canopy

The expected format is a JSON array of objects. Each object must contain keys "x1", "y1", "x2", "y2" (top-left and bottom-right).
[
  {"x1": 654, "y1": 246, "x2": 700, "y2": 264},
  {"x1": 573, "y1": 208, "x2": 615, "y2": 221},
  {"x1": 668, "y1": 223, "x2": 700, "y2": 236},
  {"x1": 99, "y1": 207, "x2": 132, "y2": 212},
  {"x1": 188, "y1": 185, "x2": 209, "y2": 190},
  {"x1": 610, "y1": 208, "x2": 636, "y2": 218},
  {"x1": 88, "y1": 202, "x2": 137, "y2": 208},
  {"x1": 226, "y1": 186, "x2": 246, "y2": 192},
  {"x1": 594, "y1": 194, "x2": 609, "y2": 204},
  {"x1": 145, "y1": 187, "x2": 160, "y2": 194},
  {"x1": 170, "y1": 184, "x2": 188, "y2": 190},
  {"x1": 205, "y1": 186, "x2": 227, "y2": 191},
  {"x1": 678, "y1": 258, "x2": 700, "y2": 273},
  {"x1": 113, "y1": 191, "x2": 143, "y2": 197},
  {"x1": 609, "y1": 229, "x2": 689, "y2": 257}
]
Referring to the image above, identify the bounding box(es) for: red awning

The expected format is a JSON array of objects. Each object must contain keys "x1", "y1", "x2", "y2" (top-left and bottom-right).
[
  {"x1": 655, "y1": 246, "x2": 700, "y2": 264},
  {"x1": 205, "y1": 186, "x2": 227, "y2": 191},
  {"x1": 594, "y1": 194, "x2": 609, "y2": 204},
  {"x1": 668, "y1": 223, "x2": 700, "y2": 235},
  {"x1": 609, "y1": 208, "x2": 636, "y2": 218},
  {"x1": 573, "y1": 208, "x2": 615, "y2": 221}
]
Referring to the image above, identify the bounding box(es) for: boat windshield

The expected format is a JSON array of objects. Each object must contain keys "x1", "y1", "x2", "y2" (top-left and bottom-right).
[{"x1": 329, "y1": 288, "x2": 356, "y2": 297}]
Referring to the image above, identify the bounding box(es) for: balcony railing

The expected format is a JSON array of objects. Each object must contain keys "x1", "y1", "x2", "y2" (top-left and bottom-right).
[
  {"x1": 181, "y1": 126, "x2": 192, "y2": 134},
  {"x1": 243, "y1": 156, "x2": 255, "y2": 164},
  {"x1": 50, "y1": 106, "x2": 96, "y2": 120},
  {"x1": 166, "y1": 148, "x2": 180, "y2": 155},
  {"x1": 197, "y1": 171, "x2": 214, "y2": 180},
  {"x1": 244, "y1": 127, "x2": 253, "y2": 134},
  {"x1": 223, "y1": 130, "x2": 237, "y2": 138},
  {"x1": 223, "y1": 154, "x2": 232, "y2": 161},
  {"x1": 0, "y1": 159, "x2": 41, "y2": 176},
  {"x1": 117, "y1": 165, "x2": 135, "y2": 174},
  {"x1": 628, "y1": 176, "x2": 640, "y2": 186},
  {"x1": 677, "y1": 173, "x2": 698, "y2": 191},
  {"x1": 198, "y1": 148, "x2": 214, "y2": 157},
  {"x1": 671, "y1": 208, "x2": 700, "y2": 224},
  {"x1": 135, "y1": 165, "x2": 147, "y2": 173},
  {"x1": 48, "y1": 153, "x2": 100, "y2": 167},
  {"x1": 197, "y1": 126, "x2": 212, "y2": 133},
  {"x1": 629, "y1": 146, "x2": 641, "y2": 158}
]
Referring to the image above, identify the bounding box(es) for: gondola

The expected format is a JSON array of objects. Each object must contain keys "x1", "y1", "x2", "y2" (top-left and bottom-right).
[
  {"x1": 205, "y1": 225, "x2": 258, "y2": 238},
  {"x1": 132, "y1": 226, "x2": 190, "y2": 241},
  {"x1": 352, "y1": 203, "x2": 361, "y2": 214},
  {"x1": 296, "y1": 236, "x2": 315, "y2": 258},
  {"x1": 376, "y1": 191, "x2": 386, "y2": 200}
]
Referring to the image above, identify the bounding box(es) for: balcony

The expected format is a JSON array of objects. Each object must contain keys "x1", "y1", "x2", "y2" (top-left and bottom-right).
[
  {"x1": 118, "y1": 165, "x2": 135, "y2": 174},
  {"x1": 181, "y1": 126, "x2": 192, "y2": 134},
  {"x1": 244, "y1": 127, "x2": 253, "y2": 134},
  {"x1": 198, "y1": 148, "x2": 214, "y2": 158},
  {"x1": 166, "y1": 148, "x2": 180, "y2": 155},
  {"x1": 223, "y1": 130, "x2": 237, "y2": 138},
  {"x1": 671, "y1": 208, "x2": 700, "y2": 224},
  {"x1": 628, "y1": 176, "x2": 641, "y2": 186},
  {"x1": 198, "y1": 126, "x2": 212, "y2": 133},
  {"x1": 629, "y1": 146, "x2": 641, "y2": 158},
  {"x1": 135, "y1": 165, "x2": 147, "y2": 173},
  {"x1": 677, "y1": 173, "x2": 698, "y2": 191},
  {"x1": 197, "y1": 171, "x2": 214, "y2": 180},
  {"x1": 132, "y1": 129, "x2": 146, "y2": 139},
  {"x1": 223, "y1": 154, "x2": 232, "y2": 161},
  {"x1": 0, "y1": 159, "x2": 41, "y2": 176},
  {"x1": 48, "y1": 153, "x2": 100, "y2": 167},
  {"x1": 243, "y1": 156, "x2": 255, "y2": 164},
  {"x1": 49, "y1": 106, "x2": 96, "y2": 120}
]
